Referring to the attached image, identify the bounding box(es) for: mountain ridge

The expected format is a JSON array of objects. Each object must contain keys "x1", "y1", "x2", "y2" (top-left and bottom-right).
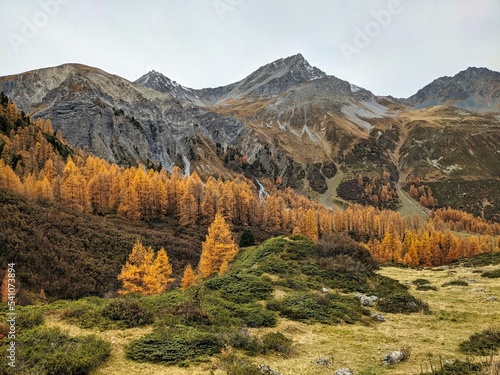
[{"x1": 1, "y1": 55, "x2": 499, "y2": 220}]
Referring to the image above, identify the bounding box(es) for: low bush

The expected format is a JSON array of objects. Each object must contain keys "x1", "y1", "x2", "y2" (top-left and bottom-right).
[
  {"x1": 413, "y1": 278, "x2": 431, "y2": 286},
  {"x1": 223, "y1": 329, "x2": 294, "y2": 356},
  {"x1": 481, "y1": 269, "x2": 500, "y2": 278},
  {"x1": 0, "y1": 327, "x2": 111, "y2": 375},
  {"x1": 267, "y1": 292, "x2": 368, "y2": 324},
  {"x1": 102, "y1": 299, "x2": 154, "y2": 328},
  {"x1": 126, "y1": 326, "x2": 222, "y2": 364},
  {"x1": 378, "y1": 293, "x2": 429, "y2": 314},
  {"x1": 16, "y1": 307, "x2": 44, "y2": 330},
  {"x1": 419, "y1": 359, "x2": 484, "y2": 375},
  {"x1": 316, "y1": 234, "x2": 378, "y2": 276},
  {"x1": 261, "y1": 332, "x2": 294, "y2": 356},
  {"x1": 416, "y1": 285, "x2": 438, "y2": 291},
  {"x1": 165, "y1": 301, "x2": 212, "y2": 327},
  {"x1": 223, "y1": 328, "x2": 263, "y2": 355},
  {"x1": 211, "y1": 274, "x2": 274, "y2": 304},
  {"x1": 218, "y1": 352, "x2": 261, "y2": 375},
  {"x1": 442, "y1": 280, "x2": 468, "y2": 287},
  {"x1": 459, "y1": 328, "x2": 500, "y2": 355},
  {"x1": 283, "y1": 235, "x2": 315, "y2": 260},
  {"x1": 206, "y1": 296, "x2": 277, "y2": 328}
]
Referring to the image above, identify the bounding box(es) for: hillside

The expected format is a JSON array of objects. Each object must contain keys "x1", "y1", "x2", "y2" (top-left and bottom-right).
[{"x1": 1, "y1": 94, "x2": 499, "y2": 303}]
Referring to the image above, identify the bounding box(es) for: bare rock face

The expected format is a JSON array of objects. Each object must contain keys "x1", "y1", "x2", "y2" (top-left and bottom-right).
[
  {"x1": 406, "y1": 67, "x2": 500, "y2": 112},
  {"x1": 0, "y1": 64, "x2": 246, "y2": 173}
]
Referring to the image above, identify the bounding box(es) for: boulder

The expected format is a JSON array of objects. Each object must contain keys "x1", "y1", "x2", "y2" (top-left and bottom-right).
[
  {"x1": 370, "y1": 312, "x2": 385, "y2": 322},
  {"x1": 335, "y1": 368, "x2": 355, "y2": 375},
  {"x1": 383, "y1": 351, "x2": 405, "y2": 365},
  {"x1": 258, "y1": 364, "x2": 283, "y2": 375}
]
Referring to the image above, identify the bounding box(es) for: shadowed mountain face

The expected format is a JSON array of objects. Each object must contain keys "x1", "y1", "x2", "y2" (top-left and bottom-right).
[{"x1": 1, "y1": 56, "x2": 499, "y2": 219}]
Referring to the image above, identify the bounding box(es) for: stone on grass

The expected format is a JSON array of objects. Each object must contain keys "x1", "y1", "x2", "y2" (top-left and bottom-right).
[
  {"x1": 258, "y1": 364, "x2": 283, "y2": 375},
  {"x1": 383, "y1": 351, "x2": 405, "y2": 365},
  {"x1": 370, "y1": 312, "x2": 385, "y2": 322},
  {"x1": 335, "y1": 368, "x2": 355, "y2": 375}
]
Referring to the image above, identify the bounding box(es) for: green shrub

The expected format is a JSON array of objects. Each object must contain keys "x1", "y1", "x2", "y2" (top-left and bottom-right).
[
  {"x1": 0, "y1": 327, "x2": 110, "y2": 375},
  {"x1": 413, "y1": 278, "x2": 431, "y2": 286},
  {"x1": 102, "y1": 299, "x2": 154, "y2": 328},
  {"x1": 416, "y1": 285, "x2": 438, "y2": 291},
  {"x1": 126, "y1": 326, "x2": 222, "y2": 364},
  {"x1": 442, "y1": 280, "x2": 468, "y2": 287},
  {"x1": 481, "y1": 269, "x2": 500, "y2": 278},
  {"x1": 267, "y1": 292, "x2": 368, "y2": 324},
  {"x1": 258, "y1": 255, "x2": 294, "y2": 275},
  {"x1": 205, "y1": 294, "x2": 277, "y2": 328},
  {"x1": 377, "y1": 293, "x2": 429, "y2": 314},
  {"x1": 166, "y1": 301, "x2": 212, "y2": 327},
  {"x1": 222, "y1": 329, "x2": 294, "y2": 357},
  {"x1": 16, "y1": 307, "x2": 44, "y2": 330},
  {"x1": 216, "y1": 274, "x2": 274, "y2": 303},
  {"x1": 459, "y1": 328, "x2": 500, "y2": 355},
  {"x1": 283, "y1": 235, "x2": 315, "y2": 260}
]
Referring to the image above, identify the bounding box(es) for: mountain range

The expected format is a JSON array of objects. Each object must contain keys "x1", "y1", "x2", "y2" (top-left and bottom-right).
[{"x1": 1, "y1": 54, "x2": 499, "y2": 220}]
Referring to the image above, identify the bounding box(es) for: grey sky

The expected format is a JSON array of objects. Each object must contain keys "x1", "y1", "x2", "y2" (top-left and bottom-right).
[{"x1": 1, "y1": 0, "x2": 499, "y2": 98}]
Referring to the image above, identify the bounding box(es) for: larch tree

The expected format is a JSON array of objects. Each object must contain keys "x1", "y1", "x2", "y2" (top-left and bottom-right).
[
  {"x1": 300, "y1": 209, "x2": 319, "y2": 241},
  {"x1": 198, "y1": 214, "x2": 238, "y2": 278},
  {"x1": 118, "y1": 239, "x2": 154, "y2": 295},
  {"x1": 118, "y1": 239, "x2": 175, "y2": 295},
  {"x1": 181, "y1": 263, "x2": 196, "y2": 289},
  {"x1": 143, "y1": 247, "x2": 175, "y2": 294}
]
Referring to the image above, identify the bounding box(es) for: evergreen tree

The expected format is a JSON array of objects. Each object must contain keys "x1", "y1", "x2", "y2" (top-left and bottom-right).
[{"x1": 239, "y1": 228, "x2": 255, "y2": 247}]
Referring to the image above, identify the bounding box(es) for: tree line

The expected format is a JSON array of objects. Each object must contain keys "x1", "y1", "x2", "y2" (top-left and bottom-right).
[{"x1": 0, "y1": 97, "x2": 498, "y2": 271}]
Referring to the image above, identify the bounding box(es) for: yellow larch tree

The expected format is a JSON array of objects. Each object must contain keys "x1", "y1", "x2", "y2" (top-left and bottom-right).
[
  {"x1": 118, "y1": 240, "x2": 174, "y2": 295},
  {"x1": 143, "y1": 247, "x2": 175, "y2": 294},
  {"x1": 60, "y1": 157, "x2": 87, "y2": 211},
  {"x1": 180, "y1": 263, "x2": 196, "y2": 289},
  {"x1": 198, "y1": 214, "x2": 238, "y2": 278},
  {"x1": 299, "y1": 209, "x2": 319, "y2": 241},
  {"x1": 118, "y1": 239, "x2": 154, "y2": 295}
]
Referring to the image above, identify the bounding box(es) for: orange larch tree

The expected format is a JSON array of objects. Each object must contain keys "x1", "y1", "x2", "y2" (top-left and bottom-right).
[
  {"x1": 198, "y1": 214, "x2": 238, "y2": 278},
  {"x1": 180, "y1": 263, "x2": 196, "y2": 289}
]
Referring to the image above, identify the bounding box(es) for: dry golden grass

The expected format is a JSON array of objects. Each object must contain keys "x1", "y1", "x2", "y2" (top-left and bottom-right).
[{"x1": 45, "y1": 264, "x2": 500, "y2": 375}]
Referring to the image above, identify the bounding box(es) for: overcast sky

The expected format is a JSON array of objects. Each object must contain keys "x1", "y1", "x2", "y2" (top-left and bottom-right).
[{"x1": 1, "y1": 0, "x2": 499, "y2": 98}]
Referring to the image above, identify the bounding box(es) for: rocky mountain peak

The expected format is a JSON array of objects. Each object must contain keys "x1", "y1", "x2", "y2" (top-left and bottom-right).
[
  {"x1": 135, "y1": 69, "x2": 201, "y2": 104},
  {"x1": 407, "y1": 66, "x2": 500, "y2": 112},
  {"x1": 256, "y1": 53, "x2": 326, "y2": 84}
]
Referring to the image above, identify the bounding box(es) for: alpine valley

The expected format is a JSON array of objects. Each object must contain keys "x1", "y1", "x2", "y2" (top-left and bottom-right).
[{"x1": 1, "y1": 55, "x2": 500, "y2": 375}]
